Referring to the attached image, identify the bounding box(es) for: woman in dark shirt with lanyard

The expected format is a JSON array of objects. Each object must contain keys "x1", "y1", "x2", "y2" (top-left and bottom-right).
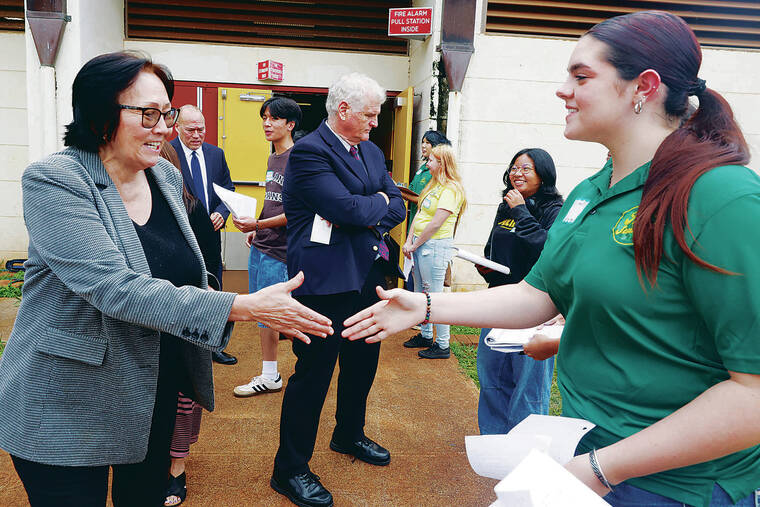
[
  {"x1": 0, "y1": 52, "x2": 331, "y2": 507},
  {"x1": 476, "y1": 148, "x2": 563, "y2": 435},
  {"x1": 344, "y1": 11, "x2": 760, "y2": 506}
]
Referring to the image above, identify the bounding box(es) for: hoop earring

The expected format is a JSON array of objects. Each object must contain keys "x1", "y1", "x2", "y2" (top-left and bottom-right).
[{"x1": 634, "y1": 98, "x2": 645, "y2": 115}]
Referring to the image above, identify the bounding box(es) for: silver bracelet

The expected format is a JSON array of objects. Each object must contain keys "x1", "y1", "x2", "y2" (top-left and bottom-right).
[{"x1": 589, "y1": 448, "x2": 614, "y2": 491}]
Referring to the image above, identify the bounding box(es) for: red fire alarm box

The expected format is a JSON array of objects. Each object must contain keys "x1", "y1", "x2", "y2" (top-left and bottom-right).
[
  {"x1": 258, "y1": 60, "x2": 284, "y2": 81},
  {"x1": 388, "y1": 7, "x2": 433, "y2": 40}
]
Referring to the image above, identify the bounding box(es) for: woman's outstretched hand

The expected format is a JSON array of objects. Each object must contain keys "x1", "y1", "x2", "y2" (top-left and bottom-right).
[
  {"x1": 343, "y1": 286, "x2": 426, "y2": 343},
  {"x1": 230, "y1": 271, "x2": 333, "y2": 343}
]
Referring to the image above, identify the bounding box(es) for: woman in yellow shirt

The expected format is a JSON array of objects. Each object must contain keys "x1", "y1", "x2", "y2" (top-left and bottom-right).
[{"x1": 402, "y1": 144, "x2": 466, "y2": 359}]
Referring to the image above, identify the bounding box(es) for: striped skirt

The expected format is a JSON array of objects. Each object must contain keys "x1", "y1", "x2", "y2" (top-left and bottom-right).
[{"x1": 169, "y1": 392, "x2": 202, "y2": 458}]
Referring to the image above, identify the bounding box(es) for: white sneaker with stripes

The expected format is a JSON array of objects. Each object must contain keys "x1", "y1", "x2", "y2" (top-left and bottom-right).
[{"x1": 233, "y1": 374, "x2": 283, "y2": 397}]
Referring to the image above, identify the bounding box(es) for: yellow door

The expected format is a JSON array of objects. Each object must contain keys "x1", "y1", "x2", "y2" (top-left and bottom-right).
[
  {"x1": 390, "y1": 87, "x2": 414, "y2": 286},
  {"x1": 217, "y1": 87, "x2": 272, "y2": 231}
]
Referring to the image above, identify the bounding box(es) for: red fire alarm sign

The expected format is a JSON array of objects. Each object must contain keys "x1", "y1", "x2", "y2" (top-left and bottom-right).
[
  {"x1": 388, "y1": 7, "x2": 433, "y2": 39},
  {"x1": 258, "y1": 60, "x2": 284, "y2": 81}
]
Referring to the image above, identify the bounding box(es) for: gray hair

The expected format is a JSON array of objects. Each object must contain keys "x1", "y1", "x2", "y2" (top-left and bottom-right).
[{"x1": 325, "y1": 73, "x2": 386, "y2": 119}]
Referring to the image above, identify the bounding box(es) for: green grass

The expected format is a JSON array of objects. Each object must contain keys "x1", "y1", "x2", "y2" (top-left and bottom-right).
[
  {"x1": 0, "y1": 270, "x2": 24, "y2": 299},
  {"x1": 450, "y1": 341, "x2": 480, "y2": 388},
  {"x1": 450, "y1": 325, "x2": 480, "y2": 335},
  {"x1": 449, "y1": 342, "x2": 562, "y2": 416},
  {"x1": 0, "y1": 341, "x2": 4, "y2": 356}
]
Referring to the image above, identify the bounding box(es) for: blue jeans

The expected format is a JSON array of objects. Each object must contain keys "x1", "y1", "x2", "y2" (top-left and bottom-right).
[
  {"x1": 412, "y1": 237, "x2": 454, "y2": 348},
  {"x1": 601, "y1": 482, "x2": 758, "y2": 506},
  {"x1": 248, "y1": 247, "x2": 288, "y2": 329},
  {"x1": 476, "y1": 327, "x2": 555, "y2": 434}
]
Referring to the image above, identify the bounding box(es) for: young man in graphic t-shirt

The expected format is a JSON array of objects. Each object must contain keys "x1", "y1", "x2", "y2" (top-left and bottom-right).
[{"x1": 232, "y1": 97, "x2": 302, "y2": 396}]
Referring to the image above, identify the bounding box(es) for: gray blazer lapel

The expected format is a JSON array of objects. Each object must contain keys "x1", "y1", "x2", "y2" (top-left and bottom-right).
[{"x1": 74, "y1": 149, "x2": 152, "y2": 277}]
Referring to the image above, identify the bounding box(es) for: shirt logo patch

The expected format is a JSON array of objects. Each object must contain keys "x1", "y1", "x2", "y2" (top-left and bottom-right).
[
  {"x1": 563, "y1": 199, "x2": 589, "y2": 223},
  {"x1": 612, "y1": 206, "x2": 638, "y2": 245}
]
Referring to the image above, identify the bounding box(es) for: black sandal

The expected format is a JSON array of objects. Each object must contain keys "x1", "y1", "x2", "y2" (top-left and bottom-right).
[{"x1": 164, "y1": 472, "x2": 187, "y2": 506}]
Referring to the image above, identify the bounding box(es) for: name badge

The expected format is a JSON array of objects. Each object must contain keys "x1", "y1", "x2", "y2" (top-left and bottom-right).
[
  {"x1": 310, "y1": 214, "x2": 333, "y2": 244},
  {"x1": 563, "y1": 199, "x2": 589, "y2": 223}
]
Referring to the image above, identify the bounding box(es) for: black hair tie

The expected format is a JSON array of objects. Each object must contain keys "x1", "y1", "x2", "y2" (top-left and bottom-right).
[{"x1": 691, "y1": 78, "x2": 707, "y2": 96}]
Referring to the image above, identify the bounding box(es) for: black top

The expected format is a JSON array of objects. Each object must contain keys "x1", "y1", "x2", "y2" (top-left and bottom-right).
[
  {"x1": 133, "y1": 171, "x2": 203, "y2": 394},
  {"x1": 481, "y1": 195, "x2": 564, "y2": 287}
]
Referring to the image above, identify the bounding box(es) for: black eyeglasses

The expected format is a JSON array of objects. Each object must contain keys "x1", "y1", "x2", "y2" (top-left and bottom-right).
[{"x1": 119, "y1": 105, "x2": 180, "y2": 128}]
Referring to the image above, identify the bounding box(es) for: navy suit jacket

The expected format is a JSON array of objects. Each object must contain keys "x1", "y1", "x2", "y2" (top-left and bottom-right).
[
  {"x1": 283, "y1": 121, "x2": 405, "y2": 296},
  {"x1": 170, "y1": 138, "x2": 235, "y2": 220}
]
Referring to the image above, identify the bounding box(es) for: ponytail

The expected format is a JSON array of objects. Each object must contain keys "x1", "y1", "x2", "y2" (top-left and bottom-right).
[
  {"x1": 634, "y1": 87, "x2": 749, "y2": 286},
  {"x1": 586, "y1": 11, "x2": 750, "y2": 286}
]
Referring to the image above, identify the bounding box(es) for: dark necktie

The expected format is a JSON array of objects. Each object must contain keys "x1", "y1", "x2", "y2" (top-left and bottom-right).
[
  {"x1": 190, "y1": 151, "x2": 207, "y2": 211},
  {"x1": 351, "y1": 146, "x2": 389, "y2": 261},
  {"x1": 349, "y1": 145, "x2": 369, "y2": 178}
]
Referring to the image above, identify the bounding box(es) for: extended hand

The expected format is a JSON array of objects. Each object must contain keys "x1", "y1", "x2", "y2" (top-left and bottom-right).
[
  {"x1": 210, "y1": 212, "x2": 225, "y2": 230},
  {"x1": 342, "y1": 287, "x2": 426, "y2": 343},
  {"x1": 504, "y1": 189, "x2": 525, "y2": 209},
  {"x1": 236, "y1": 272, "x2": 333, "y2": 343},
  {"x1": 232, "y1": 215, "x2": 257, "y2": 233}
]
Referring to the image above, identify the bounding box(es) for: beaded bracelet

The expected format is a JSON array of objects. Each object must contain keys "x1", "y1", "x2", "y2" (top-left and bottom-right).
[
  {"x1": 589, "y1": 448, "x2": 614, "y2": 491},
  {"x1": 421, "y1": 291, "x2": 431, "y2": 325}
]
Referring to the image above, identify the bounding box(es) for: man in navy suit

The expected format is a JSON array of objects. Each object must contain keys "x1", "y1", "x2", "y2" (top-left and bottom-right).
[
  {"x1": 170, "y1": 105, "x2": 237, "y2": 365},
  {"x1": 271, "y1": 74, "x2": 405, "y2": 507}
]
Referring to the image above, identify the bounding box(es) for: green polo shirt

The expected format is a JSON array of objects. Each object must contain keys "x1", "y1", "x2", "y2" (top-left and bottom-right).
[
  {"x1": 408, "y1": 162, "x2": 432, "y2": 227},
  {"x1": 525, "y1": 159, "x2": 760, "y2": 506}
]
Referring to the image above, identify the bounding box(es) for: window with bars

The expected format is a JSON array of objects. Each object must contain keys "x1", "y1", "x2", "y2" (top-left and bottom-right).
[
  {"x1": 485, "y1": 0, "x2": 760, "y2": 50},
  {"x1": 126, "y1": 0, "x2": 410, "y2": 55}
]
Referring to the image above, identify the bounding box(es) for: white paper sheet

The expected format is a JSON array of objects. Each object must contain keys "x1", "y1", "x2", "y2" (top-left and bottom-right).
[
  {"x1": 212, "y1": 183, "x2": 257, "y2": 219},
  {"x1": 310, "y1": 214, "x2": 333, "y2": 245},
  {"x1": 454, "y1": 248, "x2": 510, "y2": 275},
  {"x1": 490, "y1": 450, "x2": 610, "y2": 506},
  {"x1": 402, "y1": 254, "x2": 413, "y2": 281},
  {"x1": 485, "y1": 325, "x2": 564, "y2": 353},
  {"x1": 466, "y1": 414, "x2": 595, "y2": 480}
]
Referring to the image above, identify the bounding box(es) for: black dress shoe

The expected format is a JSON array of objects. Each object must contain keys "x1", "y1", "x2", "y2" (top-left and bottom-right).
[
  {"x1": 212, "y1": 350, "x2": 238, "y2": 365},
  {"x1": 270, "y1": 471, "x2": 333, "y2": 507},
  {"x1": 329, "y1": 435, "x2": 391, "y2": 466}
]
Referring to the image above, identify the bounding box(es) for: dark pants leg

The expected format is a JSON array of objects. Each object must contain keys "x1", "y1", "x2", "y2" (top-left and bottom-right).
[
  {"x1": 112, "y1": 336, "x2": 181, "y2": 507},
  {"x1": 274, "y1": 263, "x2": 385, "y2": 477},
  {"x1": 11, "y1": 456, "x2": 109, "y2": 507}
]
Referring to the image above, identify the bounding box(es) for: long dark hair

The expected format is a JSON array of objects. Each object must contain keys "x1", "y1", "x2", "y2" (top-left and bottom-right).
[
  {"x1": 502, "y1": 148, "x2": 562, "y2": 202},
  {"x1": 587, "y1": 11, "x2": 749, "y2": 285}
]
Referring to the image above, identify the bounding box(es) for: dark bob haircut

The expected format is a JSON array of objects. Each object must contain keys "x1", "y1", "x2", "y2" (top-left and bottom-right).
[
  {"x1": 260, "y1": 96, "x2": 302, "y2": 133},
  {"x1": 63, "y1": 51, "x2": 174, "y2": 152},
  {"x1": 502, "y1": 148, "x2": 562, "y2": 201},
  {"x1": 422, "y1": 130, "x2": 450, "y2": 148}
]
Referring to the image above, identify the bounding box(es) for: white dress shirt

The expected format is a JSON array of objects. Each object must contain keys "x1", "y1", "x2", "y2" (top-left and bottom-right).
[{"x1": 178, "y1": 140, "x2": 210, "y2": 211}]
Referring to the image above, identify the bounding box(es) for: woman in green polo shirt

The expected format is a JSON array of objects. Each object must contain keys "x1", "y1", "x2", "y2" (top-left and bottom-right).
[{"x1": 344, "y1": 10, "x2": 760, "y2": 507}]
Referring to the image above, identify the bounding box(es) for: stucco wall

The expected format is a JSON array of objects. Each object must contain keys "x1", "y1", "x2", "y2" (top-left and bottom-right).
[
  {"x1": 450, "y1": 11, "x2": 760, "y2": 291},
  {"x1": 124, "y1": 40, "x2": 410, "y2": 92},
  {"x1": 0, "y1": 32, "x2": 28, "y2": 261}
]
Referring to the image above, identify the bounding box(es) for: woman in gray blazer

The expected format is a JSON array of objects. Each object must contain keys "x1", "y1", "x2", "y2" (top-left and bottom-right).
[{"x1": 0, "y1": 52, "x2": 332, "y2": 507}]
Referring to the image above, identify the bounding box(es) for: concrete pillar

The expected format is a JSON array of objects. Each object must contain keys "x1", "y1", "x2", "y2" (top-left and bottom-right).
[{"x1": 25, "y1": 0, "x2": 124, "y2": 163}]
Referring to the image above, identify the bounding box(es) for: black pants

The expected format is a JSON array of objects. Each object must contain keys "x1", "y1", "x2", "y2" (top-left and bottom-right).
[
  {"x1": 12, "y1": 336, "x2": 182, "y2": 507},
  {"x1": 274, "y1": 262, "x2": 385, "y2": 478}
]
